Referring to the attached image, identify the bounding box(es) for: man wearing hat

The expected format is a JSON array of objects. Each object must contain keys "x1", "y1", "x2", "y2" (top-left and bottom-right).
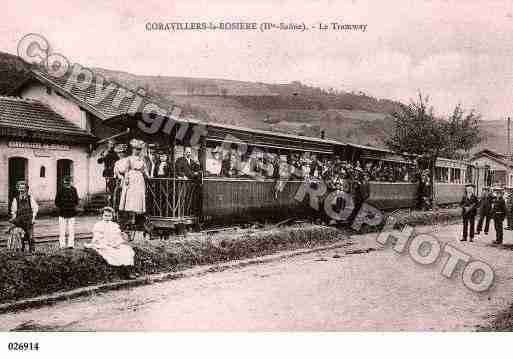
[
  {"x1": 348, "y1": 169, "x2": 370, "y2": 226},
  {"x1": 54, "y1": 176, "x2": 80, "y2": 249},
  {"x1": 97, "y1": 140, "x2": 120, "y2": 193},
  {"x1": 460, "y1": 184, "x2": 478, "y2": 242},
  {"x1": 490, "y1": 186, "x2": 507, "y2": 244},
  {"x1": 112, "y1": 144, "x2": 128, "y2": 211},
  {"x1": 10, "y1": 181, "x2": 39, "y2": 252},
  {"x1": 476, "y1": 186, "x2": 492, "y2": 235},
  {"x1": 420, "y1": 170, "x2": 432, "y2": 210}
]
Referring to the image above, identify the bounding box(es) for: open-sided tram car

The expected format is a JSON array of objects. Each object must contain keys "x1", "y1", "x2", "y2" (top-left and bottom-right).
[
  {"x1": 102, "y1": 114, "x2": 472, "y2": 229},
  {"x1": 103, "y1": 115, "x2": 342, "y2": 228}
]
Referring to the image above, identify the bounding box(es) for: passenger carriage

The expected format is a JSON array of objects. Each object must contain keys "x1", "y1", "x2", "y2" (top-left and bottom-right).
[
  {"x1": 347, "y1": 144, "x2": 475, "y2": 209},
  {"x1": 102, "y1": 114, "x2": 341, "y2": 229},
  {"x1": 101, "y1": 113, "x2": 475, "y2": 230}
]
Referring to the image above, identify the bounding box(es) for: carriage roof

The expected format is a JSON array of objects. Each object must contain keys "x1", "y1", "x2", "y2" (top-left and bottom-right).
[{"x1": 102, "y1": 114, "x2": 341, "y2": 154}]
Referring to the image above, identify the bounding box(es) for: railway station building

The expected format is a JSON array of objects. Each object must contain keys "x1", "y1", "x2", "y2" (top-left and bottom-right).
[{"x1": 0, "y1": 67, "x2": 144, "y2": 217}]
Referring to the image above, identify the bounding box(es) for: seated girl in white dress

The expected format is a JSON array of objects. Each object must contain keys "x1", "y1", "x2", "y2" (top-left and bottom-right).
[{"x1": 85, "y1": 207, "x2": 138, "y2": 279}]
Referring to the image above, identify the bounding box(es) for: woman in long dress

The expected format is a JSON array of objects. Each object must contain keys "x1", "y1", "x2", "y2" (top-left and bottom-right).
[
  {"x1": 84, "y1": 207, "x2": 137, "y2": 279},
  {"x1": 118, "y1": 139, "x2": 149, "y2": 223}
]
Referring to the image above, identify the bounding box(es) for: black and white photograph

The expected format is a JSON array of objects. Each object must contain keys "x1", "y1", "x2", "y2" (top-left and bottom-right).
[{"x1": 0, "y1": 0, "x2": 512, "y2": 357}]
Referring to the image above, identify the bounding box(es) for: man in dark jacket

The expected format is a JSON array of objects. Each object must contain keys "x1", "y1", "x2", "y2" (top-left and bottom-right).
[
  {"x1": 97, "y1": 140, "x2": 119, "y2": 193},
  {"x1": 55, "y1": 176, "x2": 80, "y2": 249},
  {"x1": 476, "y1": 187, "x2": 492, "y2": 235},
  {"x1": 348, "y1": 171, "x2": 371, "y2": 226},
  {"x1": 490, "y1": 187, "x2": 507, "y2": 244},
  {"x1": 460, "y1": 184, "x2": 479, "y2": 242},
  {"x1": 175, "y1": 147, "x2": 201, "y2": 179}
]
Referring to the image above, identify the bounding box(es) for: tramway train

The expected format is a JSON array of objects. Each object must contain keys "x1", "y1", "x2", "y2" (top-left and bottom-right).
[{"x1": 102, "y1": 113, "x2": 482, "y2": 230}]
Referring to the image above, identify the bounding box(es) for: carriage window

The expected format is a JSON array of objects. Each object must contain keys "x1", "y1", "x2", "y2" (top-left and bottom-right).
[
  {"x1": 449, "y1": 168, "x2": 461, "y2": 184},
  {"x1": 40, "y1": 166, "x2": 46, "y2": 178},
  {"x1": 435, "y1": 167, "x2": 449, "y2": 183}
]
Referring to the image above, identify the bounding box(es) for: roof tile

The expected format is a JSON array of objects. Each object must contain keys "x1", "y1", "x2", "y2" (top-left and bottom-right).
[{"x1": 0, "y1": 95, "x2": 92, "y2": 136}]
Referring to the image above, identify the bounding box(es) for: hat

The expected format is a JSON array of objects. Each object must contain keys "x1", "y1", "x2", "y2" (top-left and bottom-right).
[
  {"x1": 464, "y1": 183, "x2": 475, "y2": 188},
  {"x1": 130, "y1": 138, "x2": 145, "y2": 149},
  {"x1": 492, "y1": 186, "x2": 504, "y2": 192}
]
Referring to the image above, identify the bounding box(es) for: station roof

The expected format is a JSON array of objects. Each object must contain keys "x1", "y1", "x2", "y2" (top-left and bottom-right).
[
  {"x1": 29, "y1": 67, "x2": 158, "y2": 121},
  {"x1": 0, "y1": 95, "x2": 96, "y2": 143}
]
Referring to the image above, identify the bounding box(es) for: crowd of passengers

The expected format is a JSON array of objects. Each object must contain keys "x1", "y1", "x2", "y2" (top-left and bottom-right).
[
  {"x1": 139, "y1": 146, "x2": 422, "y2": 184},
  {"x1": 98, "y1": 140, "x2": 430, "y2": 204},
  {"x1": 94, "y1": 139, "x2": 435, "y2": 231}
]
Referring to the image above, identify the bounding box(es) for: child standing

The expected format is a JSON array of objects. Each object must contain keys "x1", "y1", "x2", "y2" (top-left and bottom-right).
[{"x1": 54, "y1": 176, "x2": 79, "y2": 249}]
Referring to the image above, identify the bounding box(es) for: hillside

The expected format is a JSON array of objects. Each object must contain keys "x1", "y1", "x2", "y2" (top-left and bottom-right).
[
  {"x1": 0, "y1": 51, "x2": 506, "y2": 153},
  {"x1": 0, "y1": 52, "x2": 31, "y2": 94},
  {"x1": 92, "y1": 67, "x2": 399, "y2": 146}
]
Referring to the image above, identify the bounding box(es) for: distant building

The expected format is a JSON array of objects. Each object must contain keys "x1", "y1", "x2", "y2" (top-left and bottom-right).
[{"x1": 470, "y1": 149, "x2": 513, "y2": 188}]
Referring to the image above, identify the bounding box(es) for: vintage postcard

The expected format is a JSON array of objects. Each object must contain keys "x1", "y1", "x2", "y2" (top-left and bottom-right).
[{"x1": 0, "y1": 0, "x2": 512, "y2": 357}]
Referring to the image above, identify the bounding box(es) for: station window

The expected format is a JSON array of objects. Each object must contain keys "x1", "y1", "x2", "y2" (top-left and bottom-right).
[{"x1": 40, "y1": 166, "x2": 46, "y2": 178}]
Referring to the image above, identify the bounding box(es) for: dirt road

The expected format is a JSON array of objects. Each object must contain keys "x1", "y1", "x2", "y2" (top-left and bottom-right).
[{"x1": 1, "y1": 223, "x2": 513, "y2": 331}]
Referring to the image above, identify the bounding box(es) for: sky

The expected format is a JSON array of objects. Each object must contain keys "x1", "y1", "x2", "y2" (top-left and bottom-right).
[{"x1": 2, "y1": 0, "x2": 513, "y2": 121}]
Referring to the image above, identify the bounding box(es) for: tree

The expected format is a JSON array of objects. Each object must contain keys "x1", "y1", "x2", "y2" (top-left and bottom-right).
[{"x1": 385, "y1": 92, "x2": 482, "y2": 206}]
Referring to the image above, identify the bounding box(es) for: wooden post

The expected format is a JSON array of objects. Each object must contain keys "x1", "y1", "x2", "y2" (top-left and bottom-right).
[
  {"x1": 199, "y1": 136, "x2": 207, "y2": 172},
  {"x1": 431, "y1": 156, "x2": 436, "y2": 209},
  {"x1": 198, "y1": 136, "x2": 206, "y2": 221},
  {"x1": 171, "y1": 135, "x2": 176, "y2": 218}
]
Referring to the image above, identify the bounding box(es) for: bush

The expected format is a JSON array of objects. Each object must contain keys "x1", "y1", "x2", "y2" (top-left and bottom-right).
[{"x1": 0, "y1": 225, "x2": 343, "y2": 304}]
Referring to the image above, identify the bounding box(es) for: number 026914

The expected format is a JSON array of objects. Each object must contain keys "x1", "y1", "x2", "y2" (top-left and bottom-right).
[{"x1": 8, "y1": 342, "x2": 39, "y2": 351}]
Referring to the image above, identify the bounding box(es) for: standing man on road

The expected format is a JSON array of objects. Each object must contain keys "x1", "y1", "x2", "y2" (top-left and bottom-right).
[
  {"x1": 476, "y1": 186, "x2": 492, "y2": 236},
  {"x1": 490, "y1": 186, "x2": 507, "y2": 245},
  {"x1": 10, "y1": 181, "x2": 39, "y2": 252},
  {"x1": 460, "y1": 184, "x2": 478, "y2": 242}
]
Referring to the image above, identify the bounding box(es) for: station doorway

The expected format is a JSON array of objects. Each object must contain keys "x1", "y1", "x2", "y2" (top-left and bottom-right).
[{"x1": 8, "y1": 157, "x2": 28, "y2": 208}]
